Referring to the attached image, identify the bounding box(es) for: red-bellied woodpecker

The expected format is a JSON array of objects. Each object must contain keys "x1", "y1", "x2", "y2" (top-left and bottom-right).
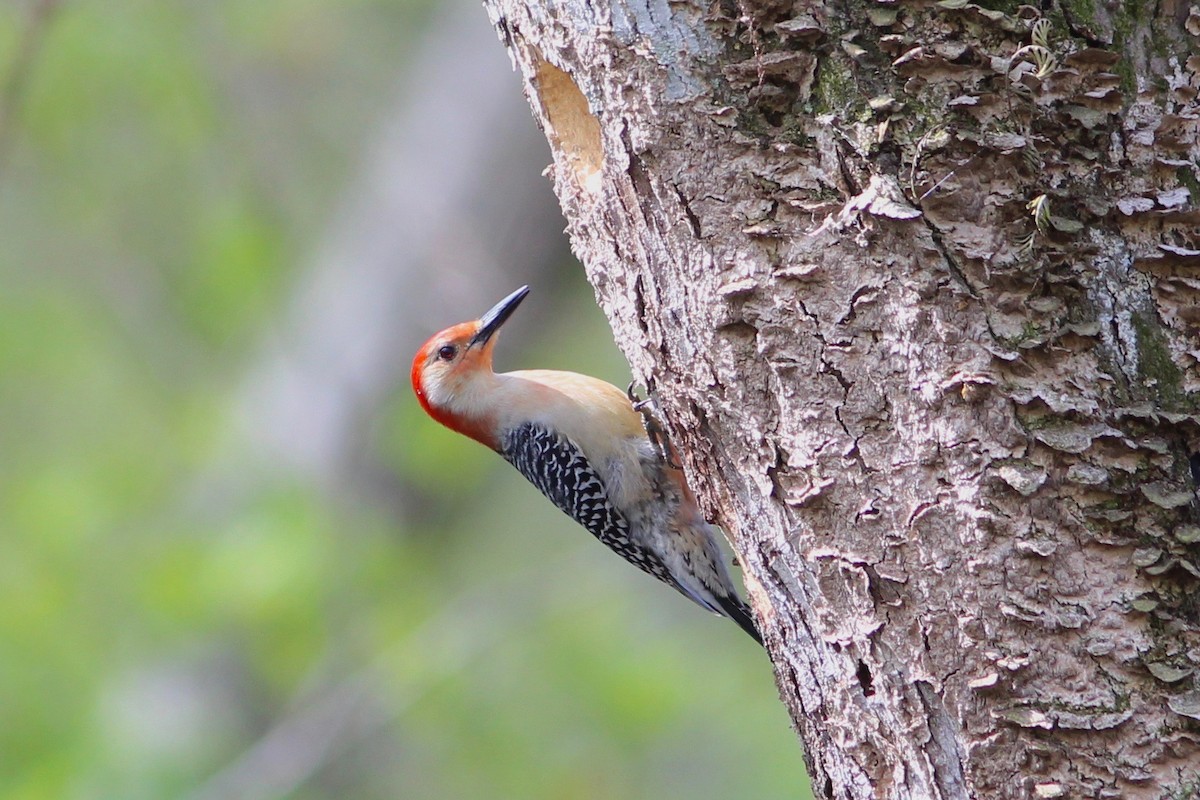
[{"x1": 411, "y1": 286, "x2": 761, "y2": 644}]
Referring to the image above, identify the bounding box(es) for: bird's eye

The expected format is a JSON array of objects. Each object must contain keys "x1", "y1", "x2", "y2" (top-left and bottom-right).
[{"x1": 437, "y1": 344, "x2": 458, "y2": 361}]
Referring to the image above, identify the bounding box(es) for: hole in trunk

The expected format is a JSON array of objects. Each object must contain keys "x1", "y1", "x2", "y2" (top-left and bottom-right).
[
  {"x1": 856, "y1": 659, "x2": 875, "y2": 696},
  {"x1": 531, "y1": 54, "x2": 603, "y2": 194}
]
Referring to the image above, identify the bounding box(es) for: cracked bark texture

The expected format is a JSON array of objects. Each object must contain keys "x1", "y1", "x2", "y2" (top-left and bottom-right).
[{"x1": 478, "y1": 0, "x2": 1200, "y2": 797}]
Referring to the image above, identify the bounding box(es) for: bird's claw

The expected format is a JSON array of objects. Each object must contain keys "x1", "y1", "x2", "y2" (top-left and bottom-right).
[{"x1": 627, "y1": 382, "x2": 682, "y2": 470}]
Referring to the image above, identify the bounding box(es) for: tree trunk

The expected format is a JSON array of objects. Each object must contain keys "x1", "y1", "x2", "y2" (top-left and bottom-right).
[{"x1": 478, "y1": 0, "x2": 1200, "y2": 797}]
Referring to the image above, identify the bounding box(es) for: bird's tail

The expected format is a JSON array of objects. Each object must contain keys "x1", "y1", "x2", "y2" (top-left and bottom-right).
[{"x1": 716, "y1": 594, "x2": 763, "y2": 646}]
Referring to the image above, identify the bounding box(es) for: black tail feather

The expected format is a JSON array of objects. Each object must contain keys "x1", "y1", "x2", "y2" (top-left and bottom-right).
[{"x1": 716, "y1": 595, "x2": 763, "y2": 646}]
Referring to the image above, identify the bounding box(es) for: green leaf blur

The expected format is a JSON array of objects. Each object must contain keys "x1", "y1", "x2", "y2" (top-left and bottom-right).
[{"x1": 0, "y1": 2, "x2": 812, "y2": 798}]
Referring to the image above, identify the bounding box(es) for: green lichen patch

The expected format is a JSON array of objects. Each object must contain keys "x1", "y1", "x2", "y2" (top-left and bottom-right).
[{"x1": 1130, "y1": 311, "x2": 1188, "y2": 410}]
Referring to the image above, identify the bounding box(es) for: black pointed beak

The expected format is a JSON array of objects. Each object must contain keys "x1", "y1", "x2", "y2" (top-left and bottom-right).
[{"x1": 469, "y1": 285, "x2": 530, "y2": 348}]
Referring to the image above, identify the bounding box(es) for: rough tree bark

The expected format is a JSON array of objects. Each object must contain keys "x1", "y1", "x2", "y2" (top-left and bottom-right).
[{"x1": 478, "y1": 0, "x2": 1200, "y2": 797}]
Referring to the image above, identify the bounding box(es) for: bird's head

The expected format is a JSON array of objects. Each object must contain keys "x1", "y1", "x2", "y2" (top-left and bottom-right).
[{"x1": 411, "y1": 285, "x2": 529, "y2": 445}]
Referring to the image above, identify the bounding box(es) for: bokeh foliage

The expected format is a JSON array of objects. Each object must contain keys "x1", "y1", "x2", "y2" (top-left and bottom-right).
[{"x1": 0, "y1": 2, "x2": 811, "y2": 797}]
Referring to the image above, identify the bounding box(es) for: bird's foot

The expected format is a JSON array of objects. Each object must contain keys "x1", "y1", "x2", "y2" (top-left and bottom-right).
[{"x1": 627, "y1": 382, "x2": 682, "y2": 470}]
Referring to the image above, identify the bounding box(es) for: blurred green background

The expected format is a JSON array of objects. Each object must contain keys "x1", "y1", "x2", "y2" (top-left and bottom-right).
[{"x1": 0, "y1": 1, "x2": 810, "y2": 798}]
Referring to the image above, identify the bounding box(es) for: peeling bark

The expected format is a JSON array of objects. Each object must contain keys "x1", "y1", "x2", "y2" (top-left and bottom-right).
[{"x1": 479, "y1": 0, "x2": 1200, "y2": 797}]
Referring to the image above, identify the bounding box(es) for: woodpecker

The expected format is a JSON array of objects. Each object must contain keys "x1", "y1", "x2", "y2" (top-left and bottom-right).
[{"x1": 411, "y1": 286, "x2": 762, "y2": 644}]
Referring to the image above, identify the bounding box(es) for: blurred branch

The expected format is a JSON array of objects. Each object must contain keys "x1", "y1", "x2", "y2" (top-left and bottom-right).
[
  {"x1": 182, "y1": 585, "x2": 517, "y2": 800},
  {"x1": 0, "y1": 0, "x2": 60, "y2": 181},
  {"x1": 183, "y1": 552, "x2": 596, "y2": 800},
  {"x1": 231, "y1": 0, "x2": 564, "y2": 500},
  {"x1": 180, "y1": 6, "x2": 571, "y2": 793}
]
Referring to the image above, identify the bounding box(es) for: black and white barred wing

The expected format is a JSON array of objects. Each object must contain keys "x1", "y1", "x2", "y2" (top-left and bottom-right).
[{"x1": 500, "y1": 422, "x2": 673, "y2": 585}]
